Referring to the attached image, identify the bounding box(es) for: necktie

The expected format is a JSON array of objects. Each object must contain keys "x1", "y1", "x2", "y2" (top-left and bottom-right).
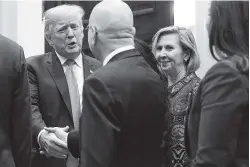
[{"x1": 65, "y1": 59, "x2": 80, "y2": 167}]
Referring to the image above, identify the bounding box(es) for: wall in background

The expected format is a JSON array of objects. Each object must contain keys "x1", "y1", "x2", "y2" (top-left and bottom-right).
[
  {"x1": 174, "y1": 0, "x2": 216, "y2": 78},
  {"x1": 0, "y1": 0, "x2": 44, "y2": 58},
  {"x1": 0, "y1": 1, "x2": 18, "y2": 42},
  {"x1": 17, "y1": 0, "x2": 44, "y2": 58},
  {"x1": 194, "y1": 1, "x2": 216, "y2": 78}
]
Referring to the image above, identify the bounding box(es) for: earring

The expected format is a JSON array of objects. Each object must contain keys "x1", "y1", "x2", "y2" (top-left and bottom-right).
[
  {"x1": 184, "y1": 53, "x2": 189, "y2": 62},
  {"x1": 185, "y1": 57, "x2": 190, "y2": 63},
  {"x1": 49, "y1": 42, "x2": 54, "y2": 47}
]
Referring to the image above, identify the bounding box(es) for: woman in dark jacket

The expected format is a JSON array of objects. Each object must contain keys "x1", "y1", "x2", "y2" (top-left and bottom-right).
[{"x1": 186, "y1": 1, "x2": 249, "y2": 167}]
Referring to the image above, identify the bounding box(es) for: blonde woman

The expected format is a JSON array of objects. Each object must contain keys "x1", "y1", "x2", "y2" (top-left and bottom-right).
[{"x1": 152, "y1": 26, "x2": 201, "y2": 167}]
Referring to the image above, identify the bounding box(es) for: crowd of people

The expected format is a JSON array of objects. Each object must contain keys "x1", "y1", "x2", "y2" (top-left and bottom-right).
[{"x1": 0, "y1": 1, "x2": 248, "y2": 167}]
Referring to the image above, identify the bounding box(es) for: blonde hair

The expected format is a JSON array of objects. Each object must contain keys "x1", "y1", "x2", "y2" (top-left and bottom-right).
[
  {"x1": 152, "y1": 26, "x2": 200, "y2": 73},
  {"x1": 43, "y1": 4, "x2": 85, "y2": 39}
]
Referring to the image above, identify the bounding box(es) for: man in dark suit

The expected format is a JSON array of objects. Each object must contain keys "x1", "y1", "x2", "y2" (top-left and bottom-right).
[
  {"x1": 78, "y1": 1, "x2": 167, "y2": 167},
  {"x1": 0, "y1": 34, "x2": 31, "y2": 167},
  {"x1": 27, "y1": 4, "x2": 101, "y2": 167}
]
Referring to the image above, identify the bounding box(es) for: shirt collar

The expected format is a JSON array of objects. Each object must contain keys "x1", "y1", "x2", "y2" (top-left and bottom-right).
[
  {"x1": 55, "y1": 51, "x2": 83, "y2": 68},
  {"x1": 103, "y1": 45, "x2": 135, "y2": 66}
]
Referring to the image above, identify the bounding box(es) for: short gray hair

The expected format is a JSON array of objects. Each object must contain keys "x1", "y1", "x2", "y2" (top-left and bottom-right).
[
  {"x1": 43, "y1": 4, "x2": 85, "y2": 39},
  {"x1": 152, "y1": 26, "x2": 200, "y2": 73}
]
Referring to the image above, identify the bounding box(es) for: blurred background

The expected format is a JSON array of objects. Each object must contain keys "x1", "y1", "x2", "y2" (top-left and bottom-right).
[{"x1": 0, "y1": 0, "x2": 216, "y2": 78}]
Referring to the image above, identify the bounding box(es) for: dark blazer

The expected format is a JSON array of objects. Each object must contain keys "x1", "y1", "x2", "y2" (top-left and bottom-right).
[
  {"x1": 80, "y1": 49, "x2": 167, "y2": 167},
  {"x1": 26, "y1": 51, "x2": 101, "y2": 167},
  {"x1": 186, "y1": 56, "x2": 249, "y2": 167},
  {"x1": 0, "y1": 35, "x2": 31, "y2": 167}
]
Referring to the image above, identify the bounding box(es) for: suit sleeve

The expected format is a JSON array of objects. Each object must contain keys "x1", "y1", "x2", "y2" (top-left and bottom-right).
[
  {"x1": 67, "y1": 130, "x2": 80, "y2": 158},
  {"x1": 67, "y1": 56, "x2": 101, "y2": 159},
  {"x1": 80, "y1": 75, "x2": 121, "y2": 167},
  {"x1": 192, "y1": 63, "x2": 248, "y2": 167},
  {"x1": 86, "y1": 55, "x2": 102, "y2": 71},
  {"x1": 11, "y1": 46, "x2": 32, "y2": 167},
  {"x1": 27, "y1": 60, "x2": 46, "y2": 149}
]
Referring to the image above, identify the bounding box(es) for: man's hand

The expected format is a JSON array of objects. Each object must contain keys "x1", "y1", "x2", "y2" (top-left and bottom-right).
[
  {"x1": 39, "y1": 129, "x2": 68, "y2": 159},
  {"x1": 44, "y1": 126, "x2": 69, "y2": 144}
]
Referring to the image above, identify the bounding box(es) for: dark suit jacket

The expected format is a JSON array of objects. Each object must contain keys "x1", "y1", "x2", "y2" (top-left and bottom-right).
[
  {"x1": 26, "y1": 51, "x2": 101, "y2": 167},
  {"x1": 0, "y1": 34, "x2": 31, "y2": 167},
  {"x1": 186, "y1": 56, "x2": 249, "y2": 167},
  {"x1": 80, "y1": 49, "x2": 167, "y2": 167}
]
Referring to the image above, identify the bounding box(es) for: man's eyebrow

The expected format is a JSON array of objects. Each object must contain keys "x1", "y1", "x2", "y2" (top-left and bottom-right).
[{"x1": 56, "y1": 24, "x2": 68, "y2": 30}]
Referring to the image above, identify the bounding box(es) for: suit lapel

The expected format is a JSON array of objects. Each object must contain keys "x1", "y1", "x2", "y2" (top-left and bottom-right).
[
  {"x1": 82, "y1": 52, "x2": 91, "y2": 80},
  {"x1": 46, "y1": 52, "x2": 73, "y2": 117}
]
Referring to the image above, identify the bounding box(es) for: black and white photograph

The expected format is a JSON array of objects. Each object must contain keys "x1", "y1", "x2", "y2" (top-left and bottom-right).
[{"x1": 0, "y1": 0, "x2": 248, "y2": 167}]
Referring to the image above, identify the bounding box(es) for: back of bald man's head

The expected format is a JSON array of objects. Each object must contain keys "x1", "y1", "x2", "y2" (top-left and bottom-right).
[{"x1": 89, "y1": 0, "x2": 135, "y2": 36}]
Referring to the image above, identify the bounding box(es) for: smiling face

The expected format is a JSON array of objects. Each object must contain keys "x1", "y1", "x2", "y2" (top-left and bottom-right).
[
  {"x1": 48, "y1": 14, "x2": 84, "y2": 59},
  {"x1": 155, "y1": 33, "x2": 186, "y2": 75}
]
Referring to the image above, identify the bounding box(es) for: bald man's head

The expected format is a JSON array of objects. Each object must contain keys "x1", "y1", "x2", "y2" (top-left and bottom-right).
[
  {"x1": 89, "y1": 0, "x2": 135, "y2": 36},
  {"x1": 88, "y1": 0, "x2": 136, "y2": 61}
]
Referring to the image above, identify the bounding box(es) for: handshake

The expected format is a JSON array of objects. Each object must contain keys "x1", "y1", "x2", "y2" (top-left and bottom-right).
[{"x1": 39, "y1": 126, "x2": 70, "y2": 159}]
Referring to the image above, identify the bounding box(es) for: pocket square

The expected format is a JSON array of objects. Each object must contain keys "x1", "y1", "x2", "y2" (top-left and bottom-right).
[{"x1": 90, "y1": 70, "x2": 94, "y2": 73}]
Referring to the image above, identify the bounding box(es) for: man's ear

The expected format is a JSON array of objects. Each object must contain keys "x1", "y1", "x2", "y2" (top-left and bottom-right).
[
  {"x1": 90, "y1": 27, "x2": 97, "y2": 46},
  {"x1": 45, "y1": 34, "x2": 54, "y2": 47},
  {"x1": 80, "y1": 26, "x2": 84, "y2": 40},
  {"x1": 132, "y1": 27, "x2": 136, "y2": 36}
]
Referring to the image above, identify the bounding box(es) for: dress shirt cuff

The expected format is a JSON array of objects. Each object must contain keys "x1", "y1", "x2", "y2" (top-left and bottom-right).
[{"x1": 37, "y1": 129, "x2": 46, "y2": 149}]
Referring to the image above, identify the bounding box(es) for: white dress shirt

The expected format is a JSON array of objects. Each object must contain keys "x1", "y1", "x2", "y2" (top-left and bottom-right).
[
  {"x1": 56, "y1": 52, "x2": 84, "y2": 109},
  {"x1": 103, "y1": 45, "x2": 135, "y2": 66}
]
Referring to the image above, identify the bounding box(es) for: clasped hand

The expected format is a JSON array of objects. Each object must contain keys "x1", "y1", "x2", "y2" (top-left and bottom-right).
[{"x1": 39, "y1": 126, "x2": 69, "y2": 159}]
